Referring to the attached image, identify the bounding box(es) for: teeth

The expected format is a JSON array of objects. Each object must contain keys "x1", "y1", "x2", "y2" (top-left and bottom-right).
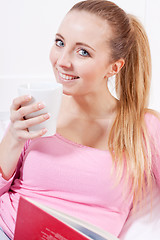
[{"x1": 59, "y1": 72, "x2": 78, "y2": 80}]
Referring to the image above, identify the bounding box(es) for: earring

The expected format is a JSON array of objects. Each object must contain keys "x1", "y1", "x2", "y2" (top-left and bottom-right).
[{"x1": 107, "y1": 75, "x2": 119, "y2": 100}]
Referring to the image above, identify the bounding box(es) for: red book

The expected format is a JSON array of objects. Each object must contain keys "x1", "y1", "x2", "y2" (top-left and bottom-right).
[{"x1": 14, "y1": 197, "x2": 119, "y2": 240}]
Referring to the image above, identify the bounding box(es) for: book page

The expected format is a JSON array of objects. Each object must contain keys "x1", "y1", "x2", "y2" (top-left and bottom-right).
[{"x1": 27, "y1": 198, "x2": 118, "y2": 240}]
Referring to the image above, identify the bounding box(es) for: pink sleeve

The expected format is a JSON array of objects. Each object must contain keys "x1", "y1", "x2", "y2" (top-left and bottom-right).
[
  {"x1": 0, "y1": 139, "x2": 31, "y2": 196},
  {"x1": 145, "y1": 113, "x2": 160, "y2": 187}
]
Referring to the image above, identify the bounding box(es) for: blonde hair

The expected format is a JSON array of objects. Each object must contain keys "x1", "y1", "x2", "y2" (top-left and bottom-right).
[{"x1": 70, "y1": 0, "x2": 153, "y2": 204}]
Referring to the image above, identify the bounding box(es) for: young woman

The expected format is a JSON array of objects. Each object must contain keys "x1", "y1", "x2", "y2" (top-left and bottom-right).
[{"x1": 0, "y1": 0, "x2": 160, "y2": 239}]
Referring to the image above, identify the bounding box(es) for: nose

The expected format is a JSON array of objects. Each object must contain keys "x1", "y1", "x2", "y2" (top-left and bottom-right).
[{"x1": 57, "y1": 49, "x2": 72, "y2": 69}]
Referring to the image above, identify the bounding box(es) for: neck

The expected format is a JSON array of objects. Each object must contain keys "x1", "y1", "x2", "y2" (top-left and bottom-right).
[{"x1": 60, "y1": 88, "x2": 118, "y2": 120}]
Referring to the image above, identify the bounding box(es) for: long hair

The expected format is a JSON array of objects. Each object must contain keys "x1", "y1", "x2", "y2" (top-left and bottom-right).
[{"x1": 70, "y1": 0, "x2": 153, "y2": 204}]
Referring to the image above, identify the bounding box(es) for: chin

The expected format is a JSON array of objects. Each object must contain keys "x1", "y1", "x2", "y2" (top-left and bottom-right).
[{"x1": 62, "y1": 88, "x2": 74, "y2": 96}]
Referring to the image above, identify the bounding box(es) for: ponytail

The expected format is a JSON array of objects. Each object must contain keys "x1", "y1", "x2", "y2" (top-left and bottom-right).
[
  {"x1": 109, "y1": 15, "x2": 152, "y2": 204},
  {"x1": 118, "y1": 14, "x2": 151, "y2": 111}
]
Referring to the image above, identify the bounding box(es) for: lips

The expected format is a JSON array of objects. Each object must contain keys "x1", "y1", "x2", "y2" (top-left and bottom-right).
[{"x1": 58, "y1": 72, "x2": 79, "y2": 81}]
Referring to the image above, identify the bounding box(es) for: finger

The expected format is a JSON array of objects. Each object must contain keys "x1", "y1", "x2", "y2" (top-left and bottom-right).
[
  {"x1": 17, "y1": 128, "x2": 48, "y2": 141},
  {"x1": 14, "y1": 113, "x2": 50, "y2": 130},
  {"x1": 10, "y1": 95, "x2": 32, "y2": 122},
  {"x1": 11, "y1": 95, "x2": 32, "y2": 111},
  {"x1": 17, "y1": 102, "x2": 46, "y2": 121},
  {"x1": 11, "y1": 102, "x2": 46, "y2": 122}
]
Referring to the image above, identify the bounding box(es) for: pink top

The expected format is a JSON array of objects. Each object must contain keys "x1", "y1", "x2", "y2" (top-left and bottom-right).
[{"x1": 0, "y1": 113, "x2": 160, "y2": 239}]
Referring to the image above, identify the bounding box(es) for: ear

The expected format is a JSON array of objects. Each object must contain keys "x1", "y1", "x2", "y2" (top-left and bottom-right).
[{"x1": 106, "y1": 58, "x2": 125, "y2": 78}]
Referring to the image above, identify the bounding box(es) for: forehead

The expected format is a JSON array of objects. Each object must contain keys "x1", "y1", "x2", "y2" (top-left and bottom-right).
[{"x1": 57, "y1": 10, "x2": 112, "y2": 47}]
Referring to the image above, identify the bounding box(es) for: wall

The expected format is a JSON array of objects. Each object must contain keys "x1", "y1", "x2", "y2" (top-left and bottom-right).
[
  {"x1": 0, "y1": 0, "x2": 159, "y2": 113},
  {"x1": 145, "y1": 0, "x2": 160, "y2": 111}
]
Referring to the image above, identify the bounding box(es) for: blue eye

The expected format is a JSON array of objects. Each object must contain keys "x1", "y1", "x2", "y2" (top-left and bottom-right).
[
  {"x1": 78, "y1": 49, "x2": 90, "y2": 57},
  {"x1": 55, "y1": 39, "x2": 64, "y2": 47}
]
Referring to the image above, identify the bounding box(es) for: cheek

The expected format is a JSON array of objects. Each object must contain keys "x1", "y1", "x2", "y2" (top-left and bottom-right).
[
  {"x1": 77, "y1": 62, "x2": 103, "y2": 81},
  {"x1": 49, "y1": 46, "x2": 57, "y2": 66},
  {"x1": 75, "y1": 60, "x2": 97, "y2": 78}
]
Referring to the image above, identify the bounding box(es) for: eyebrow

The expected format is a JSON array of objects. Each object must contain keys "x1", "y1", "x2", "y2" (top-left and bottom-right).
[{"x1": 55, "y1": 33, "x2": 96, "y2": 52}]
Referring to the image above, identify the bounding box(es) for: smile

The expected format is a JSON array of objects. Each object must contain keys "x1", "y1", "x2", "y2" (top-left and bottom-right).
[{"x1": 59, "y1": 72, "x2": 79, "y2": 81}]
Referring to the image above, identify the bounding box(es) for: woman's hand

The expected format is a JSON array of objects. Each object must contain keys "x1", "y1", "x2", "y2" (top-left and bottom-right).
[
  {"x1": 0, "y1": 95, "x2": 50, "y2": 180},
  {"x1": 9, "y1": 95, "x2": 50, "y2": 142}
]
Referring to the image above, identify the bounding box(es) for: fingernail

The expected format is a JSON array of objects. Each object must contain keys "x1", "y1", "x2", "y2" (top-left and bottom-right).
[
  {"x1": 43, "y1": 113, "x2": 50, "y2": 120},
  {"x1": 38, "y1": 103, "x2": 45, "y2": 109},
  {"x1": 42, "y1": 128, "x2": 47, "y2": 134},
  {"x1": 25, "y1": 95, "x2": 32, "y2": 101}
]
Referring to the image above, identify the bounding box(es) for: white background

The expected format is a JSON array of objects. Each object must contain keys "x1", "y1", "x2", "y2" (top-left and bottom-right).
[{"x1": 0, "y1": 0, "x2": 160, "y2": 112}]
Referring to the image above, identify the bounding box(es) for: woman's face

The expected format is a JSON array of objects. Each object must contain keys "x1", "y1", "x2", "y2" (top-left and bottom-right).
[{"x1": 50, "y1": 10, "x2": 114, "y2": 96}]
